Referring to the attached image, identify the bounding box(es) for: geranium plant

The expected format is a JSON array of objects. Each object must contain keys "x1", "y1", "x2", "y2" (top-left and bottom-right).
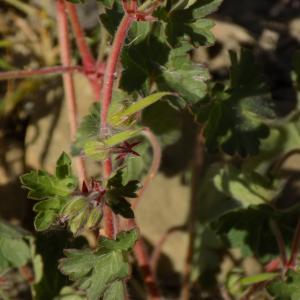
[{"x1": 0, "y1": 0, "x2": 300, "y2": 299}]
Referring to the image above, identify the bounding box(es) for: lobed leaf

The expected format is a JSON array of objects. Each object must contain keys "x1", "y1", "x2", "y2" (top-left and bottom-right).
[
  {"x1": 200, "y1": 49, "x2": 275, "y2": 157},
  {"x1": 20, "y1": 153, "x2": 78, "y2": 231},
  {"x1": 59, "y1": 229, "x2": 138, "y2": 300}
]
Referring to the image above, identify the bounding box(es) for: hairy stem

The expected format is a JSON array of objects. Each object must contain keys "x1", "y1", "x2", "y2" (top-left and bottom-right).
[
  {"x1": 100, "y1": 14, "x2": 133, "y2": 238},
  {"x1": 288, "y1": 218, "x2": 300, "y2": 268},
  {"x1": 133, "y1": 238, "x2": 161, "y2": 300},
  {"x1": 99, "y1": 9, "x2": 161, "y2": 297},
  {"x1": 103, "y1": 158, "x2": 116, "y2": 238},
  {"x1": 100, "y1": 14, "x2": 133, "y2": 129},
  {"x1": 56, "y1": 0, "x2": 87, "y2": 184},
  {"x1": 0, "y1": 66, "x2": 82, "y2": 81},
  {"x1": 65, "y1": 2, "x2": 101, "y2": 99}
]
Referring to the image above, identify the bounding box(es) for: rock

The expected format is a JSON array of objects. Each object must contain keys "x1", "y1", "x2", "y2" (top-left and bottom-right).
[
  {"x1": 289, "y1": 18, "x2": 300, "y2": 42},
  {"x1": 136, "y1": 174, "x2": 189, "y2": 273}
]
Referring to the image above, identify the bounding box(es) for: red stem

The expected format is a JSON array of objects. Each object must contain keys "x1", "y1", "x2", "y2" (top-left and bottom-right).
[
  {"x1": 103, "y1": 158, "x2": 116, "y2": 238},
  {"x1": 133, "y1": 238, "x2": 161, "y2": 300},
  {"x1": 56, "y1": 0, "x2": 87, "y2": 184},
  {"x1": 65, "y1": 2, "x2": 101, "y2": 100},
  {"x1": 100, "y1": 14, "x2": 133, "y2": 238},
  {"x1": 98, "y1": 11, "x2": 161, "y2": 297},
  {"x1": 0, "y1": 65, "x2": 82, "y2": 81},
  {"x1": 288, "y1": 218, "x2": 300, "y2": 268},
  {"x1": 269, "y1": 220, "x2": 287, "y2": 268},
  {"x1": 65, "y1": 3, "x2": 95, "y2": 72},
  {"x1": 100, "y1": 14, "x2": 133, "y2": 129}
]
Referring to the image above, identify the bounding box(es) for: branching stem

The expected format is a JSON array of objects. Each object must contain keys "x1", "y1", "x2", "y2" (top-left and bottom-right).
[
  {"x1": 100, "y1": 14, "x2": 133, "y2": 129},
  {"x1": 100, "y1": 12, "x2": 133, "y2": 238},
  {"x1": 65, "y1": 2, "x2": 101, "y2": 99},
  {"x1": 56, "y1": 0, "x2": 87, "y2": 184},
  {"x1": 0, "y1": 66, "x2": 82, "y2": 81}
]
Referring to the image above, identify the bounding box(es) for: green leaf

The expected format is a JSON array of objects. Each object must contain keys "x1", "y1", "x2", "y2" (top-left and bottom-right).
[
  {"x1": 83, "y1": 128, "x2": 142, "y2": 161},
  {"x1": 56, "y1": 152, "x2": 73, "y2": 179},
  {"x1": 105, "y1": 128, "x2": 142, "y2": 146},
  {"x1": 60, "y1": 197, "x2": 103, "y2": 235},
  {"x1": 213, "y1": 165, "x2": 285, "y2": 206},
  {"x1": 103, "y1": 281, "x2": 125, "y2": 300},
  {"x1": 73, "y1": 103, "x2": 101, "y2": 156},
  {"x1": 160, "y1": 43, "x2": 209, "y2": 104},
  {"x1": 211, "y1": 204, "x2": 300, "y2": 261},
  {"x1": 55, "y1": 286, "x2": 86, "y2": 300},
  {"x1": 201, "y1": 49, "x2": 275, "y2": 157},
  {"x1": 268, "y1": 270, "x2": 300, "y2": 300},
  {"x1": 120, "y1": 34, "x2": 170, "y2": 93},
  {"x1": 160, "y1": 0, "x2": 223, "y2": 46},
  {"x1": 142, "y1": 100, "x2": 181, "y2": 146},
  {"x1": 100, "y1": 1, "x2": 123, "y2": 35},
  {"x1": 20, "y1": 154, "x2": 78, "y2": 231},
  {"x1": 0, "y1": 220, "x2": 32, "y2": 273},
  {"x1": 33, "y1": 198, "x2": 66, "y2": 231},
  {"x1": 240, "y1": 272, "x2": 278, "y2": 286},
  {"x1": 59, "y1": 230, "x2": 138, "y2": 300},
  {"x1": 20, "y1": 170, "x2": 76, "y2": 200},
  {"x1": 108, "y1": 92, "x2": 172, "y2": 127}
]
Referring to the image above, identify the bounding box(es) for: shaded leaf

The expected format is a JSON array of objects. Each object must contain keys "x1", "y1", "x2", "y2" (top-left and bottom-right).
[
  {"x1": 268, "y1": 270, "x2": 300, "y2": 300},
  {"x1": 105, "y1": 169, "x2": 141, "y2": 218},
  {"x1": 213, "y1": 165, "x2": 285, "y2": 206},
  {"x1": 201, "y1": 49, "x2": 275, "y2": 157},
  {"x1": 0, "y1": 220, "x2": 32, "y2": 273}
]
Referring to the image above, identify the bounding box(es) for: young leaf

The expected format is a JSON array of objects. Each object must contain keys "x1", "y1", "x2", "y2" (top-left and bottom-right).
[
  {"x1": 108, "y1": 92, "x2": 172, "y2": 127},
  {"x1": 83, "y1": 128, "x2": 142, "y2": 161},
  {"x1": 59, "y1": 229, "x2": 138, "y2": 300},
  {"x1": 20, "y1": 170, "x2": 76, "y2": 200},
  {"x1": 33, "y1": 198, "x2": 65, "y2": 231},
  {"x1": 105, "y1": 169, "x2": 141, "y2": 218},
  {"x1": 240, "y1": 272, "x2": 278, "y2": 286},
  {"x1": 56, "y1": 152, "x2": 73, "y2": 179},
  {"x1": 72, "y1": 103, "x2": 101, "y2": 156},
  {"x1": 20, "y1": 153, "x2": 78, "y2": 231}
]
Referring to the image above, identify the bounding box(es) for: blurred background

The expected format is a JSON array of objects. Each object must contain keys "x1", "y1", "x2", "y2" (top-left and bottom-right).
[{"x1": 0, "y1": 0, "x2": 299, "y2": 299}]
